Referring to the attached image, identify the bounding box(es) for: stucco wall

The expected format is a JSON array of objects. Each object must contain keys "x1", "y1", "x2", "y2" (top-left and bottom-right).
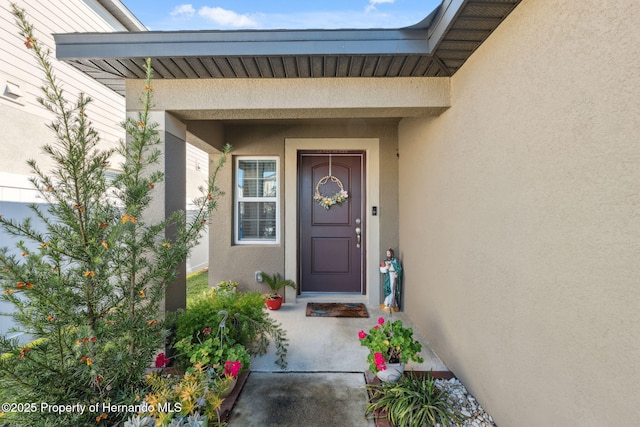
[
  {"x1": 208, "y1": 120, "x2": 400, "y2": 299},
  {"x1": 398, "y1": 0, "x2": 640, "y2": 425}
]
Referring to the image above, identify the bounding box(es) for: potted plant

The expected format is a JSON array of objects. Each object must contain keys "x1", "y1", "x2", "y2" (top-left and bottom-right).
[
  {"x1": 172, "y1": 326, "x2": 251, "y2": 376},
  {"x1": 259, "y1": 272, "x2": 296, "y2": 310},
  {"x1": 214, "y1": 280, "x2": 238, "y2": 294},
  {"x1": 365, "y1": 371, "x2": 467, "y2": 427},
  {"x1": 358, "y1": 317, "x2": 424, "y2": 382},
  {"x1": 173, "y1": 290, "x2": 290, "y2": 369}
]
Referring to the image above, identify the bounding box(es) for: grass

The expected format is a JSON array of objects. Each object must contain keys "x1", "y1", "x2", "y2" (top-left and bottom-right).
[{"x1": 186, "y1": 268, "x2": 209, "y2": 305}]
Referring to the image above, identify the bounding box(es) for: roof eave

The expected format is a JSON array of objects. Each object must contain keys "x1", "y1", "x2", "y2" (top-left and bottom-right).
[
  {"x1": 53, "y1": 0, "x2": 524, "y2": 96},
  {"x1": 54, "y1": 28, "x2": 434, "y2": 59}
]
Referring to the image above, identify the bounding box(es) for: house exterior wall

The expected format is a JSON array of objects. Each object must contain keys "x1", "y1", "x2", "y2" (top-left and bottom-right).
[
  {"x1": 0, "y1": 0, "x2": 135, "y2": 180},
  {"x1": 398, "y1": 0, "x2": 640, "y2": 425},
  {"x1": 0, "y1": 0, "x2": 144, "y2": 339},
  {"x1": 126, "y1": 77, "x2": 450, "y2": 119},
  {"x1": 126, "y1": 76, "x2": 428, "y2": 300},
  {"x1": 186, "y1": 144, "x2": 210, "y2": 274},
  {"x1": 207, "y1": 121, "x2": 400, "y2": 300}
]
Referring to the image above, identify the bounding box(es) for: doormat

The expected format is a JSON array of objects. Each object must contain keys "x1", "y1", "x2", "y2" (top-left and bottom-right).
[{"x1": 305, "y1": 302, "x2": 369, "y2": 318}]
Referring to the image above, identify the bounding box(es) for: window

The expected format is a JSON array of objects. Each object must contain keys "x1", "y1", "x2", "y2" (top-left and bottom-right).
[{"x1": 235, "y1": 157, "x2": 279, "y2": 244}]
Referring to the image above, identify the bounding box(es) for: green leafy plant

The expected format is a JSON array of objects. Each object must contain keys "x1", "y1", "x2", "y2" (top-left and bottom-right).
[
  {"x1": 215, "y1": 280, "x2": 238, "y2": 293},
  {"x1": 358, "y1": 317, "x2": 424, "y2": 374},
  {"x1": 173, "y1": 325, "x2": 250, "y2": 375},
  {"x1": 174, "y1": 289, "x2": 289, "y2": 369},
  {"x1": 366, "y1": 371, "x2": 467, "y2": 427},
  {"x1": 259, "y1": 272, "x2": 296, "y2": 299},
  {"x1": 0, "y1": 5, "x2": 230, "y2": 426},
  {"x1": 143, "y1": 362, "x2": 226, "y2": 426}
]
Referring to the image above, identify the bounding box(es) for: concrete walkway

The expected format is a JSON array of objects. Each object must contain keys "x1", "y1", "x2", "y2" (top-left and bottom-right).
[{"x1": 227, "y1": 299, "x2": 447, "y2": 426}]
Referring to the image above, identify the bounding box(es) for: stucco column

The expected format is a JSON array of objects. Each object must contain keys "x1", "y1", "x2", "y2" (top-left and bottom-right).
[{"x1": 145, "y1": 111, "x2": 187, "y2": 313}]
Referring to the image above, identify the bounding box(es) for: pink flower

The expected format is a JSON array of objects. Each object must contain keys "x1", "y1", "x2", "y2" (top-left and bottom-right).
[
  {"x1": 155, "y1": 352, "x2": 169, "y2": 368},
  {"x1": 377, "y1": 317, "x2": 385, "y2": 325},
  {"x1": 374, "y1": 352, "x2": 387, "y2": 371},
  {"x1": 224, "y1": 360, "x2": 242, "y2": 378},
  {"x1": 358, "y1": 330, "x2": 367, "y2": 340},
  {"x1": 203, "y1": 327, "x2": 212, "y2": 336}
]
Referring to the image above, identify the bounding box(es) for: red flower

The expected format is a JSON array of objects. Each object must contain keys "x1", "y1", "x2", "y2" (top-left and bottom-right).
[
  {"x1": 374, "y1": 352, "x2": 387, "y2": 371},
  {"x1": 358, "y1": 330, "x2": 367, "y2": 340},
  {"x1": 224, "y1": 360, "x2": 242, "y2": 378},
  {"x1": 377, "y1": 317, "x2": 385, "y2": 325},
  {"x1": 202, "y1": 327, "x2": 212, "y2": 336},
  {"x1": 155, "y1": 352, "x2": 169, "y2": 368}
]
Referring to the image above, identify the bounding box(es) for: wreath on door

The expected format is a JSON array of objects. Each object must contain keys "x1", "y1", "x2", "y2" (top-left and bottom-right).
[{"x1": 314, "y1": 175, "x2": 349, "y2": 209}]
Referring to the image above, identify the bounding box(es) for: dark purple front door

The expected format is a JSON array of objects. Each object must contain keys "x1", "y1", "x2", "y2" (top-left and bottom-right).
[{"x1": 298, "y1": 152, "x2": 365, "y2": 293}]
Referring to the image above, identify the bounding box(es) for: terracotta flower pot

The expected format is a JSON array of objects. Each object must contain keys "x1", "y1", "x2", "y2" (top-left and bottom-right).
[{"x1": 265, "y1": 295, "x2": 283, "y2": 310}]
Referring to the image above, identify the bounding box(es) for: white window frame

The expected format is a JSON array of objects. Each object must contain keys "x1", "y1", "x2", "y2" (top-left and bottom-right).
[{"x1": 234, "y1": 156, "x2": 280, "y2": 245}]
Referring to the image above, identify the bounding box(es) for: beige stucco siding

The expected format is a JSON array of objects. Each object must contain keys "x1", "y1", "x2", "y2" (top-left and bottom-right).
[
  {"x1": 207, "y1": 121, "x2": 400, "y2": 300},
  {"x1": 398, "y1": 0, "x2": 640, "y2": 425},
  {"x1": 129, "y1": 77, "x2": 449, "y2": 120},
  {"x1": 126, "y1": 75, "x2": 431, "y2": 302}
]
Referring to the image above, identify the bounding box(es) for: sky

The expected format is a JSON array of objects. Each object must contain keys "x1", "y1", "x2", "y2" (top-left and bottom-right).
[{"x1": 121, "y1": 0, "x2": 442, "y2": 31}]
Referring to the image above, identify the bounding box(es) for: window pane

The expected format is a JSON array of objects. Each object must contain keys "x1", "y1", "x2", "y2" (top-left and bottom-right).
[
  {"x1": 237, "y1": 160, "x2": 256, "y2": 198},
  {"x1": 259, "y1": 161, "x2": 277, "y2": 197},
  {"x1": 238, "y1": 201, "x2": 276, "y2": 240},
  {"x1": 238, "y1": 160, "x2": 276, "y2": 198}
]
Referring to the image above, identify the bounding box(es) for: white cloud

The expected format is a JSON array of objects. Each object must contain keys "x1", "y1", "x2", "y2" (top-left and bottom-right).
[
  {"x1": 170, "y1": 4, "x2": 196, "y2": 18},
  {"x1": 154, "y1": 2, "x2": 432, "y2": 31},
  {"x1": 198, "y1": 6, "x2": 258, "y2": 28},
  {"x1": 366, "y1": 0, "x2": 395, "y2": 13}
]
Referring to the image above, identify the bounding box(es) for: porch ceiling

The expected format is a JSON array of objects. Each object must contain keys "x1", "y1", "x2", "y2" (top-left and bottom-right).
[{"x1": 54, "y1": 0, "x2": 521, "y2": 96}]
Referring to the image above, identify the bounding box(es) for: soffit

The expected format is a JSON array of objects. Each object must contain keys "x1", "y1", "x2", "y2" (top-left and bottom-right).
[{"x1": 55, "y1": 0, "x2": 521, "y2": 96}]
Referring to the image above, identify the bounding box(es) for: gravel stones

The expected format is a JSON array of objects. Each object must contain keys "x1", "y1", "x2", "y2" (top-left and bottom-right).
[{"x1": 436, "y1": 378, "x2": 496, "y2": 427}]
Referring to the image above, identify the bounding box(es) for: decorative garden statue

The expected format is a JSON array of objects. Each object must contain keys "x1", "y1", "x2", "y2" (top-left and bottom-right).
[{"x1": 380, "y1": 248, "x2": 402, "y2": 312}]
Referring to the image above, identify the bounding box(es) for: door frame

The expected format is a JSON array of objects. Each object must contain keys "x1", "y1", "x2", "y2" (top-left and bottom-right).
[
  {"x1": 297, "y1": 150, "x2": 366, "y2": 294},
  {"x1": 284, "y1": 138, "x2": 381, "y2": 305}
]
